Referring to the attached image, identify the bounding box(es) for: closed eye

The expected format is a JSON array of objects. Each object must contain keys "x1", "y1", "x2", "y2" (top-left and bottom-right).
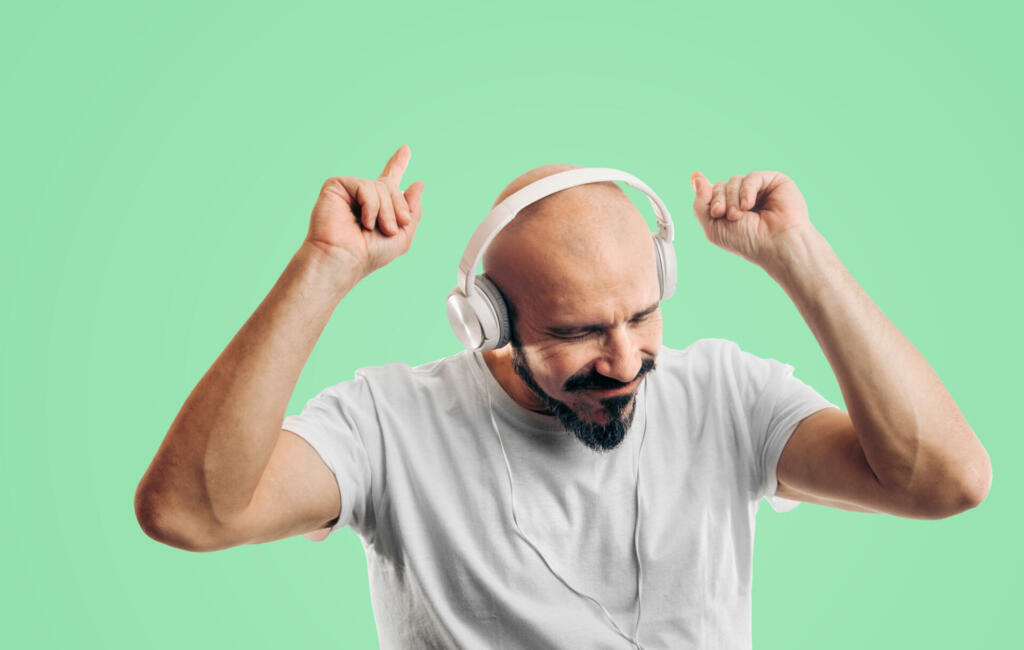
[
  {"x1": 554, "y1": 318, "x2": 651, "y2": 342},
  {"x1": 554, "y1": 330, "x2": 595, "y2": 342},
  {"x1": 547, "y1": 304, "x2": 659, "y2": 341}
]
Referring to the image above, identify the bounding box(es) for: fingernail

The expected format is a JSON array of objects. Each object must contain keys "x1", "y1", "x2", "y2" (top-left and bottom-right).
[{"x1": 690, "y1": 178, "x2": 696, "y2": 192}]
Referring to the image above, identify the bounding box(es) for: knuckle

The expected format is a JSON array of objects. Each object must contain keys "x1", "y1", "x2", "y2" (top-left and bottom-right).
[{"x1": 320, "y1": 177, "x2": 343, "y2": 195}]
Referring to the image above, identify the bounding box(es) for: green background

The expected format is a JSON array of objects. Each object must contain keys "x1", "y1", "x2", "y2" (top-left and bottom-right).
[{"x1": 2, "y1": 0, "x2": 1019, "y2": 647}]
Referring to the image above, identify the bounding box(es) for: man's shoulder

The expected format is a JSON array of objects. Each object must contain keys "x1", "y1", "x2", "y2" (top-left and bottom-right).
[
  {"x1": 652, "y1": 338, "x2": 757, "y2": 391},
  {"x1": 659, "y1": 337, "x2": 744, "y2": 365},
  {"x1": 353, "y1": 349, "x2": 476, "y2": 388}
]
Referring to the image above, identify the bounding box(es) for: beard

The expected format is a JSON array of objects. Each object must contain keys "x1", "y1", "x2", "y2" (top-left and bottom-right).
[{"x1": 510, "y1": 345, "x2": 656, "y2": 453}]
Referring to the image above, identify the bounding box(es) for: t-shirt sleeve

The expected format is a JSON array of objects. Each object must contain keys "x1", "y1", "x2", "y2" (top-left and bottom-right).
[
  {"x1": 281, "y1": 375, "x2": 379, "y2": 541},
  {"x1": 727, "y1": 340, "x2": 840, "y2": 513}
]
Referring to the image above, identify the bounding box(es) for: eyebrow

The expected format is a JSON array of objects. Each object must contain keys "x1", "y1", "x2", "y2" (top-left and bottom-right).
[{"x1": 547, "y1": 301, "x2": 660, "y2": 336}]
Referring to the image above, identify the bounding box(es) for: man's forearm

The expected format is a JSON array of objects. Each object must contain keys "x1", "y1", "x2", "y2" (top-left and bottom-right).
[
  {"x1": 137, "y1": 242, "x2": 363, "y2": 528},
  {"x1": 761, "y1": 227, "x2": 991, "y2": 508}
]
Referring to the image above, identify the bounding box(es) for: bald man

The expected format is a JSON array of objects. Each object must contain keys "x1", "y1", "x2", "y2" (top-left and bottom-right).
[
  {"x1": 481, "y1": 165, "x2": 661, "y2": 453},
  {"x1": 136, "y1": 146, "x2": 991, "y2": 649}
]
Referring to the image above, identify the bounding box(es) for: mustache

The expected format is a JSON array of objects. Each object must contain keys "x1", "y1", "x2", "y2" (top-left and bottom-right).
[{"x1": 563, "y1": 356, "x2": 656, "y2": 392}]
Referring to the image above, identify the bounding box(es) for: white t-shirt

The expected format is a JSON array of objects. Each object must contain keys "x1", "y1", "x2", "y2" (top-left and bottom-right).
[{"x1": 282, "y1": 338, "x2": 838, "y2": 649}]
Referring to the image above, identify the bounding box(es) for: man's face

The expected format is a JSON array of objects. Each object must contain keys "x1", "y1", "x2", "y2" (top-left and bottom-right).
[
  {"x1": 481, "y1": 177, "x2": 664, "y2": 451},
  {"x1": 506, "y1": 280, "x2": 663, "y2": 452}
]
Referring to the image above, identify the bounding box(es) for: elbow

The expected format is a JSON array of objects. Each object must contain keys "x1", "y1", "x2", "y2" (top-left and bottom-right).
[
  {"x1": 912, "y1": 458, "x2": 993, "y2": 520},
  {"x1": 935, "y1": 487, "x2": 988, "y2": 519},
  {"x1": 897, "y1": 433, "x2": 993, "y2": 519},
  {"x1": 133, "y1": 483, "x2": 181, "y2": 549},
  {"x1": 950, "y1": 445, "x2": 993, "y2": 514},
  {"x1": 134, "y1": 482, "x2": 217, "y2": 553},
  {"x1": 960, "y1": 450, "x2": 993, "y2": 511}
]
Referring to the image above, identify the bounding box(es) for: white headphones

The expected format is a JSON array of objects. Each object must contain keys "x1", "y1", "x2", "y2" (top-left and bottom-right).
[{"x1": 446, "y1": 167, "x2": 677, "y2": 350}]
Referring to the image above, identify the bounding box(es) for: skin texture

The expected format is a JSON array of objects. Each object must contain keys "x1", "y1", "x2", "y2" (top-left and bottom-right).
[
  {"x1": 481, "y1": 164, "x2": 664, "y2": 451},
  {"x1": 689, "y1": 169, "x2": 991, "y2": 518},
  {"x1": 134, "y1": 146, "x2": 427, "y2": 550},
  {"x1": 137, "y1": 144, "x2": 991, "y2": 555},
  {"x1": 481, "y1": 162, "x2": 989, "y2": 513}
]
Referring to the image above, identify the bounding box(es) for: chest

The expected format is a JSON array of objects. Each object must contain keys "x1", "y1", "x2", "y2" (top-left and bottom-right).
[{"x1": 370, "y1": 407, "x2": 758, "y2": 635}]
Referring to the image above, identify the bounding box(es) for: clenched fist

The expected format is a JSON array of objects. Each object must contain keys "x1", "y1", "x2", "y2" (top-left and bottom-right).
[
  {"x1": 305, "y1": 145, "x2": 425, "y2": 278},
  {"x1": 689, "y1": 170, "x2": 815, "y2": 269}
]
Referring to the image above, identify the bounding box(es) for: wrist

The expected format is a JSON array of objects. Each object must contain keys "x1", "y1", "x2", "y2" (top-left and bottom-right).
[
  {"x1": 295, "y1": 241, "x2": 367, "y2": 298},
  {"x1": 760, "y1": 226, "x2": 832, "y2": 281},
  {"x1": 759, "y1": 227, "x2": 852, "y2": 318}
]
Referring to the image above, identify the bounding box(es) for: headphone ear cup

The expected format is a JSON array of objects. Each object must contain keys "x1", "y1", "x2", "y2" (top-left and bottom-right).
[
  {"x1": 652, "y1": 235, "x2": 677, "y2": 301},
  {"x1": 474, "y1": 275, "x2": 511, "y2": 350}
]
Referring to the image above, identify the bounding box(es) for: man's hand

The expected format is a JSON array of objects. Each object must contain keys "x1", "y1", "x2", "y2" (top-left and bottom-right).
[
  {"x1": 689, "y1": 170, "x2": 815, "y2": 269},
  {"x1": 305, "y1": 145, "x2": 425, "y2": 278}
]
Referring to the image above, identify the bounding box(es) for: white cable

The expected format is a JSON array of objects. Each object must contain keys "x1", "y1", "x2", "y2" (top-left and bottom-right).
[{"x1": 484, "y1": 373, "x2": 650, "y2": 650}]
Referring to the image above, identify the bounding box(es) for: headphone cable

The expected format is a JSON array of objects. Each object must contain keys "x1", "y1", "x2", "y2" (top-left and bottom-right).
[{"x1": 483, "y1": 372, "x2": 650, "y2": 650}]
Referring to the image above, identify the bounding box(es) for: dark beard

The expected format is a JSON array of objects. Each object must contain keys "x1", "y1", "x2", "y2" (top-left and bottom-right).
[{"x1": 510, "y1": 346, "x2": 656, "y2": 453}]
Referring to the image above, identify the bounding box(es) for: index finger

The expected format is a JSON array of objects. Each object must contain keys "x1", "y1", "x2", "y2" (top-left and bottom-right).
[{"x1": 378, "y1": 144, "x2": 411, "y2": 186}]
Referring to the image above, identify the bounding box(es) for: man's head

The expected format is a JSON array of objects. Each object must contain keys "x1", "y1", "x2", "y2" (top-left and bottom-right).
[{"x1": 482, "y1": 164, "x2": 663, "y2": 452}]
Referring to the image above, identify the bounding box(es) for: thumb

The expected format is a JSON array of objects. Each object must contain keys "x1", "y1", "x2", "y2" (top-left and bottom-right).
[{"x1": 690, "y1": 171, "x2": 712, "y2": 225}]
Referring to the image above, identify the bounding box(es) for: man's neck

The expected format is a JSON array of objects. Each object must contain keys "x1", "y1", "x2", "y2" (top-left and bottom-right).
[{"x1": 481, "y1": 347, "x2": 551, "y2": 415}]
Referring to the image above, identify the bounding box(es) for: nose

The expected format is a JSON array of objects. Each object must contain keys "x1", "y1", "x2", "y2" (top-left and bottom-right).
[{"x1": 593, "y1": 324, "x2": 642, "y2": 384}]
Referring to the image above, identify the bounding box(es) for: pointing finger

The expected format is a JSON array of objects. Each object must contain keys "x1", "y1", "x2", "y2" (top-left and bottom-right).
[{"x1": 379, "y1": 144, "x2": 411, "y2": 187}]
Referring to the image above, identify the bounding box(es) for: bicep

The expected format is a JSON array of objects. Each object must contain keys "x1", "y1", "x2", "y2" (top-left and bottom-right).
[
  {"x1": 215, "y1": 430, "x2": 342, "y2": 548},
  {"x1": 775, "y1": 408, "x2": 918, "y2": 517},
  {"x1": 775, "y1": 479, "x2": 881, "y2": 513}
]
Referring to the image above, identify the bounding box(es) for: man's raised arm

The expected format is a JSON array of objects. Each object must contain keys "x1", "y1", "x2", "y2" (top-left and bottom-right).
[{"x1": 134, "y1": 145, "x2": 425, "y2": 551}]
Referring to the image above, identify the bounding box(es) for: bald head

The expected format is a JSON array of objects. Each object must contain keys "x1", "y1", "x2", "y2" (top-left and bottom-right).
[
  {"x1": 482, "y1": 163, "x2": 661, "y2": 345},
  {"x1": 489, "y1": 163, "x2": 620, "y2": 206}
]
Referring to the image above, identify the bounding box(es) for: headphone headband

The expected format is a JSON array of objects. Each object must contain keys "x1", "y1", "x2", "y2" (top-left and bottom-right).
[
  {"x1": 446, "y1": 166, "x2": 676, "y2": 351},
  {"x1": 457, "y1": 167, "x2": 674, "y2": 296}
]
